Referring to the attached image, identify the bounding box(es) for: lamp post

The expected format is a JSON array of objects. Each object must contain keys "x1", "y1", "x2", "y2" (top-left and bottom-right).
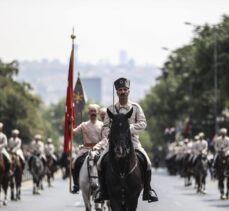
[{"x1": 184, "y1": 21, "x2": 219, "y2": 135}]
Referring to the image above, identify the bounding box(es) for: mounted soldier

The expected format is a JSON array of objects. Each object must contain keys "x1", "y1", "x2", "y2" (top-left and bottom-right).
[
  {"x1": 28, "y1": 134, "x2": 46, "y2": 170},
  {"x1": 44, "y1": 138, "x2": 57, "y2": 165},
  {"x1": 99, "y1": 107, "x2": 107, "y2": 122},
  {"x1": 0, "y1": 122, "x2": 11, "y2": 175},
  {"x1": 95, "y1": 77, "x2": 158, "y2": 203},
  {"x1": 8, "y1": 129, "x2": 25, "y2": 170},
  {"x1": 192, "y1": 132, "x2": 208, "y2": 164},
  {"x1": 71, "y1": 104, "x2": 105, "y2": 194},
  {"x1": 212, "y1": 128, "x2": 229, "y2": 171}
]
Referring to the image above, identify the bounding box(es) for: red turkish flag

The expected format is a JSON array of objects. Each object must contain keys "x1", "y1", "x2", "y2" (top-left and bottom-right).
[{"x1": 64, "y1": 47, "x2": 76, "y2": 153}]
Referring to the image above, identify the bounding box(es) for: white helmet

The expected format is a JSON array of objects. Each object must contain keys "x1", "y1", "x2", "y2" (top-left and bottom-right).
[
  {"x1": 34, "y1": 134, "x2": 42, "y2": 140},
  {"x1": 12, "y1": 129, "x2": 20, "y2": 135},
  {"x1": 220, "y1": 128, "x2": 227, "y2": 135},
  {"x1": 47, "y1": 138, "x2": 52, "y2": 143}
]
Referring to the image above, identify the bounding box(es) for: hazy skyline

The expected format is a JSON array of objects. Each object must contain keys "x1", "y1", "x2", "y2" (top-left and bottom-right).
[{"x1": 1, "y1": 0, "x2": 229, "y2": 68}]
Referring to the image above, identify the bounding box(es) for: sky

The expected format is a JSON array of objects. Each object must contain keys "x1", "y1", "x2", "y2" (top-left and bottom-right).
[{"x1": 1, "y1": 0, "x2": 229, "y2": 67}]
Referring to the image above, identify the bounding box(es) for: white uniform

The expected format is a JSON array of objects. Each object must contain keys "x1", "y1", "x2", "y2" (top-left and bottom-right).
[
  {"x1": 45, "y1": 143, "x2": 57, "y2": 160},
  {"x1": 182, "y1": 142, "x2": 193, "y2": 155},
  {"x1": 194, "y1": 139, "x2": 208, "y2": 155},
  {"x1": 214, "y1": 136, "x2": 229, "y2": 154},
  {"x1": 0, "y1": 132, "x2": 11, "y2": 161},
  {"x1": 73, "y1": 120, "x2": 103, "y2": 160},
  {"x1": 98, "y1": 100, "x2": 152, "y2": 170},
  {"x1": 30, "y1": 140, "x2": 46, "y2": 160},
  {"x1": 8, "y1": 137, "x2": 25, "y2": 161}
]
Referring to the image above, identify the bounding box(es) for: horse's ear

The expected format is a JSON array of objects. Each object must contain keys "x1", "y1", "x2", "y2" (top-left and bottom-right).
[
  {"x1": 126, "y1": 107, "x2": 133, "y2": 119},
  {"x1": 107, "y1": 108, "x2": 114, "y2": 119}
]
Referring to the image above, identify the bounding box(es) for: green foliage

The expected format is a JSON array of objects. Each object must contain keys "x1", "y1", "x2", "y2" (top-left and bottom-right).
[
  {"x1": 0, "y1": 59, "x2": 58, "y2": 145},
  {"x1": 141, "y1": 15, "x2": 229, "y2": 147}
]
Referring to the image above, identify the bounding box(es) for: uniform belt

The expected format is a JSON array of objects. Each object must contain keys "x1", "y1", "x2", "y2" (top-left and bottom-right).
[{"x1": 84, "y1": 143, "x2": 96, "y2": 148}]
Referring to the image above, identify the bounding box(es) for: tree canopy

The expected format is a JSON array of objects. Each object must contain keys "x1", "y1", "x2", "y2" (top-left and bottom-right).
[
  {"x1": 140, "y1": 15, "x2": 229, "y2": 147},
  {"x1": 0, "y1": 59, "x2": 58, "y2": 144}
]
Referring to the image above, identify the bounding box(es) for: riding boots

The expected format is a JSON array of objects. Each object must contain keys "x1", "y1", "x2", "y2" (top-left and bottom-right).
[
  {"x1": 71, "y1": 156, "x2": 85, "y2": 194},
  {"x1": 94, "y1": 169, "x2": 109, "y2": 203},
  {"x1": 3, "y1": 154, "x2": 11, "y2": 176},
  {"x1": 142, "y1": 170, "x2": 158, "y2": 202},
  {"x1": 71, "y1": 167, "x2": 80, "y2": 194},
  {"x1": 94, "y1": 158, "x2": 109, "y2": 203}
]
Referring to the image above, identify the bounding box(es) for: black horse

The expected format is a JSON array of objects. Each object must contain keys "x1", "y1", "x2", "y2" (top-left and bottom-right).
[
  {"x1": 193, "y1": 152, "x2": 208, "y2": 194},
  {"x1": 166, "y1": 154, "x2": 177, "y2": 175},
  {"x1": 215, "y1": 150, "x2": 229, "y2": 199},
  {"x1": 30, "y1": 154, "x2": 45, "y2": 194},
  {"x1": 182, "y1": 154, "x2": 193, "y2": 187},
  {"x1": 46, "y1": 155, "x2": 58, "y2": 187},
  {"x1": 102, "y1": 108, "x2": 144, "y2": 211}
]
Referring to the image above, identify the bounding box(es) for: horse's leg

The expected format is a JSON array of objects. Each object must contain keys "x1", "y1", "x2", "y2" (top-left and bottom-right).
[
  {"x1": 128, "y1": 198, "x2": 138, "y2": 211},
  {"x1": 196, "y1": 175, "x2": 200, "y2": 193},
  {"x1": 2, "y1": 176, "x2": 9, "y2": 206},
  {"x1": 219, "y1": 175, "x2": 225, "y2": 199},
  {"x1": 110, "y1": 199, "x2": 122, "y2": 211},
  {"x1": 226, "y1": 177, "x2": 229, "y2": 199},
  {"x1": 10, "y1": 176, "x2": 15, "y2": 201},
  {"x1": 16, "y1": 171, "x2": 22, "y2": 200},
  {"x1": 37, "y1": 179, "x2": 41, "y2": 194},
  {"x1": 0, "y1": 186, "x2": 2, "y2": 206}
]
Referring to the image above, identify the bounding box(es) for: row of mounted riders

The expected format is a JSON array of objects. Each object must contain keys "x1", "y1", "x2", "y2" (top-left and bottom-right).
[
  {"x1": 0, "y1": 151, "x2": 62, "y2": 206},
  {"x1": 166, "y1": 149, "x2": 229, "y2": 199}
]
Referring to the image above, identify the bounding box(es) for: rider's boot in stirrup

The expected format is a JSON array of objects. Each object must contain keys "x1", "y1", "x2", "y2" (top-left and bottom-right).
[
  {"x1": 142, "y1": 170, "x2": 158, "y2": 202},
  {"x1": 94, "y1": 169, "x2": 109, "y2": 203},
  {"x1": 71, "y1": 161, "x2": 81, "y2": 194}
]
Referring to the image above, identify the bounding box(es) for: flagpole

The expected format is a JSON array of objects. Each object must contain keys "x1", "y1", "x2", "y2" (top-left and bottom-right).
[{"x1": 69, "y1": 28, "x2": 76, "y2": 193}]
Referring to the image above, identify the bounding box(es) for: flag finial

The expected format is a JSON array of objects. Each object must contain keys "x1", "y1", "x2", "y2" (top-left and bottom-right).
[{"x1": 71, "y1": 28, "x2": 76, "y2": 44}]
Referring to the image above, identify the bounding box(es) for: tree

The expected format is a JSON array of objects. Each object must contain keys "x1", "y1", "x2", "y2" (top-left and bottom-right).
[
  {"x1": 0, "y1": 59, "x2": 58, "y2": 144},
  {"x1": 140, "y1": 15, "x2": 229, "y2": 148}
]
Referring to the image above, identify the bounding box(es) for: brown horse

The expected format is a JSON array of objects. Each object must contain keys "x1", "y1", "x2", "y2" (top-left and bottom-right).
[
  {"x1": 10, "y1": 153, "x2": 23, "y2": 201},
  {"x1": 0, "y1": 153, "x2": 10, "y2": 206}
]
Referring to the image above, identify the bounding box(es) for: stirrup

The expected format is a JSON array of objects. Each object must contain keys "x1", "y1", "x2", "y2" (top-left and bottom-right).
[{"x1": 143, "y1": 189, "x2": 158, "y2": 203}]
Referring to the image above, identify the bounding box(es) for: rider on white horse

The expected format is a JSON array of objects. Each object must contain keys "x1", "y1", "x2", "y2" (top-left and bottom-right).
[
  {"x1": 8, "y1": 129, "x2": 25, "y2": 170},
  {"x1": 71, "y1": 104, "x2": 105, "y2": 194},
  {"x1": 0, "y1": 122, "x2": 12, "y2": 175},
  {"x1": 95, "y1": 77, "x2": 158, "y2": 203}
]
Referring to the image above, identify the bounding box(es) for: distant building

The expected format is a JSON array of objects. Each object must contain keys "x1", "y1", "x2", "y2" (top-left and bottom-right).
[
  {"x1": 81, "y1": 78, "x2": 101, "y2": 103},
  {"x1": 18, "y1": 51, "x2": 160, "y2": 105}
]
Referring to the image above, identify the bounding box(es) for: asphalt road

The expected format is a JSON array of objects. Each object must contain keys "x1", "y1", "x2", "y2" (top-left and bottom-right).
[{"x1": 1, "y1": 169, "x2": 229, "y2": 211}]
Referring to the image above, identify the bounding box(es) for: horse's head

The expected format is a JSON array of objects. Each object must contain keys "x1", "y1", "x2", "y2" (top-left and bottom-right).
[
  {"x1": 88, "y1": 150, "x2": 99, "y2": 191},
  {"x1": 107, "y1": 107, "x2": 133, "y2": 159}
]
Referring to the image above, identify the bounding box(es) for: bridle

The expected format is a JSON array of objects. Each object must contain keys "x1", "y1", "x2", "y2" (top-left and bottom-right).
[{"x1": 109, "y1": 116, "x2": 138, "y2": 181}]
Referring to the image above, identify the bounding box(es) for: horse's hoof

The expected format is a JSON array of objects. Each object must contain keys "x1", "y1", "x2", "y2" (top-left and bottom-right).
[
  {"x1": 3, "y1": 200, "x2": 8, "y2": 206},
  {"x1": 201, "y1": 190, "x2": 206, "y2": 194},
  {"x1": 220, "y1": 195, "x2": 226, "y2": 200}
]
